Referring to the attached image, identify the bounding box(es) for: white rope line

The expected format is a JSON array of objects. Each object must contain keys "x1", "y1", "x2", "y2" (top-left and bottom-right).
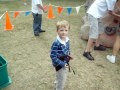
[
  {"x1": 9, "y1": 10, "x2": 31, "y2": 12},
  {"x1": 0, "y1": 3, "x2": 85, "y2": 13},
  {"x1": 0, "y1": 10, "x2": 31, "y2": 19},
  {"x1": 0, "y1": 3, "x2": 85, "y2": 20},
  {"x1": 0, "y1": 12, "x2": 6, "y2": 19},
  {"x1": 51, "y1": 4, "x2": 85, "y2": 8}
]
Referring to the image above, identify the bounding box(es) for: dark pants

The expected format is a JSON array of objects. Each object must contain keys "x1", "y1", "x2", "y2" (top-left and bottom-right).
[{"x1": 32, "y1": 13, "x2": 42, "y2": 34}]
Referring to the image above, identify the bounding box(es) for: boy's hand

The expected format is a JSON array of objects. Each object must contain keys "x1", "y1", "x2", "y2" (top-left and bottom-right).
[
  {"x1": 65, "y1": 64, "x2": 68, "y2": 68},
  {"x1": 43, "y1": 5, "x2": 48, "y2": 13},
  {"x1": 67, "y1": 55, "x2": 73, "y2": 60},
  {"x1": 43, "y1": 9, "x2": 47, "y2": 13}
]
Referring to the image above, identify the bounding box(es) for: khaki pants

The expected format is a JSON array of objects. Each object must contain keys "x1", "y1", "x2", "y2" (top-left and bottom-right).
[{"x1": 55, "y1": 67, "x2": 68, "y2": 90}]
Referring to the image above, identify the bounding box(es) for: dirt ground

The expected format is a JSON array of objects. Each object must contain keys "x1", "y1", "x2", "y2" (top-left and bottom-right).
[{"x1": 0, "y1": 0, "x2": 120, "y2": 90}]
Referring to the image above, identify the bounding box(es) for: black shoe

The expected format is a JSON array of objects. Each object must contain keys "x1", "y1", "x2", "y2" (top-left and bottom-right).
[
  {"x1": 94, "y1": 45, "x2": 106, "y2": 51},
  {"x1": 39, "y1": 30, "x2": 46, "y2": 33},
  {"x1": 34, "y1": 33, "x2": 39, "y2": 36},
  {"x1": 83, "y1": 52, "x2": 94, "y2": 60}
]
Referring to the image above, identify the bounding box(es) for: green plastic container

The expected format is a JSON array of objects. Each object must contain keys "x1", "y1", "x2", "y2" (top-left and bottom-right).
[{"x1": 0, "y1": 55, "x2": 12, "y2": 88}]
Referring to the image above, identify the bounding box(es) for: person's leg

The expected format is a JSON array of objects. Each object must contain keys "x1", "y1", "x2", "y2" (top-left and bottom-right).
[
  {"x1": 94, "y1": 19, "x2": 106, "y2": 50},
  {"x1": 38, "y1": 14, "x2": 42, "y2": 31},
  {"x1": 56, "y1": 67, "x2": 68, "y2": 90},
  {"x1": 113, "y1": 35, "x2": 120, "y2": 55},
  {"x1": 32, "y1": 13, "x2": 40, "y2": 36},
  {"x1": 83, "y1": 14, "x2": 99, "y2": 60},
  {"x1": 107, "y1": 35, "x2": 120, "y2": 63},
  {"x1": 85, "y1": 38, "x2": 94, "y2": 52},
  {"x1": 38, "y1": 14, "x2": 45, "y2": 33}
]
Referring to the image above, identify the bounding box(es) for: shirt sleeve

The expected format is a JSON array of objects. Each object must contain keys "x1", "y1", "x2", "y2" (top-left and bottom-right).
[
  {"x1": 50, "y1": 42, "x2": 65, "y2": 67},
  {"x1": 106, "y1": 0, "x2": 116, "y2": 10}
]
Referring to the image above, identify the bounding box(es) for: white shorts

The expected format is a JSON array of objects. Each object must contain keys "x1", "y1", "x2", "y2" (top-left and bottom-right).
[{"x1": 88, "y1": 14, "x2": 104, "y2": 39}]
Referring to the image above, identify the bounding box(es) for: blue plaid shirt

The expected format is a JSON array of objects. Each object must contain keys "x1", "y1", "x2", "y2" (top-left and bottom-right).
[{"x1": 50, "y1": 36, "x2": 70, "y2": 68}]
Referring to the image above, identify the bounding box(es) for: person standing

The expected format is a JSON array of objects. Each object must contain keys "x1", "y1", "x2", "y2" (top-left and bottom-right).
[
  {"x1": 83, "y1": 0, "x2": 120, "y2": 60},
  {"x1": 32, "y1": 0, "x2": 47, "y2": 36},
  {"x1": 106, "y1": 1, "x2": 120, "y2": 63},
  {"x1": 50, "y1": 20, "x2": 73, "y2": 90}
]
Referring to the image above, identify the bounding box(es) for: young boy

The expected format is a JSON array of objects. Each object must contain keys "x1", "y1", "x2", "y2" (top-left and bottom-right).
[
  {"x1": 50, "y1": 20, "x2": 72, "y2": 90},
  {"x1": 83, "y1": 0, "x2": 120, "y2": 60},
  {"x1": 31, "y1": 0, "x2": 47, "y2": 36}
]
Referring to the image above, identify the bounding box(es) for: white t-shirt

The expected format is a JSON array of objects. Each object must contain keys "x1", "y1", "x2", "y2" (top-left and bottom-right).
[
  {"x1": 87, "y1": 0, "x2": 117, "y2": 18},
  {"x1": 32, "y1": 0, "x2": 43, "y2": 14}
]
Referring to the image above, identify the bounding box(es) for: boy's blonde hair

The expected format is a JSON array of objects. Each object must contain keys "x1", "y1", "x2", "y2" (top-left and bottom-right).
[{"x1": 56, "y1": 20, "x2": 70, "y2": 30}]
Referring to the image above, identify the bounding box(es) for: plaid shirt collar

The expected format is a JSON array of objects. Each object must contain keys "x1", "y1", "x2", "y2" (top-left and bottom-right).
[{"x1": 57, "y1": 35, "x2": 69, "y2": 46}]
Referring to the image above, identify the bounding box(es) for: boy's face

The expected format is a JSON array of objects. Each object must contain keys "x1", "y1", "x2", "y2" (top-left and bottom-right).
[{"x1": 57, "y1": 26, "x2": 69, "y2": 40}]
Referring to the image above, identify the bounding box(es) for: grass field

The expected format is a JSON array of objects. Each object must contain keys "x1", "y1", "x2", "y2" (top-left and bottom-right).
[{"x1": 0, "y1": 0, "x2": 120, "y2": 90}]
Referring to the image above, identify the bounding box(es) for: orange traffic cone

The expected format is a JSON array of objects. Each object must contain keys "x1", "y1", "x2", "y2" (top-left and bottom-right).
[
  {"x1": 47, "y1": 5, "x2": 55, "y2": 19},
  {"x1": 4, "y1": 11, "x2": 14, "y2": 31}
]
